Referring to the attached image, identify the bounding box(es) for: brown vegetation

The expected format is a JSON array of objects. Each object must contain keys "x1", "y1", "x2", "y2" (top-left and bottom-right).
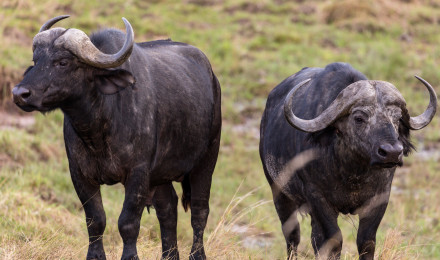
[{"x1": 0, "y1": 67, "x2": 21, "y2": 111}]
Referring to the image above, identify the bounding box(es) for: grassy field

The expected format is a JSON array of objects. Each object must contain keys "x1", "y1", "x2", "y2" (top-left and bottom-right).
[{"x1": 1, "y1": 0, "x2": 440, "y2": 259}]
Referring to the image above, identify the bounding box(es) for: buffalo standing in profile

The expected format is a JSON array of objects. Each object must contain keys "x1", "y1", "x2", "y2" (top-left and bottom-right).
[
  {"x1": 12, "y1": 16, "x2": 221, "y2": 260},
  {"x1": 259, "y1": 63, "x2": 437, "y2": 259}
]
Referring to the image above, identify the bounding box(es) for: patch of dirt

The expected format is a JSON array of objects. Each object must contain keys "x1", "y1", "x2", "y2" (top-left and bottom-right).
[
  {"x1": 55, "y1": 3, "x2": 74, "y2": 14},
  {"x1": 231, "y1": 117, "x2": 260, "y2": 141},
  {"x1": 224, "y1": 2, "x2": 289, "y2": 15},
  {"x1": 184, "y1": 0, "x2": 224, "y2": 6},
  {"x1": 230, "y1": 223, "x2": 274, "y2": 249},
  {"x1": 0, "y1": 111, "x2": 35, "y2": 130},
  {"x1": 297, "y1": 3, "x2": 317, "y2": 15},
  {"x1": 184, "y1": 21, "x2": 213, "y2": 30},
  {"x1": 38, "y1": 185, "x2": 62, "y2": 205},
  {"x1": 321, "y1": 0, "x2": 407, "y2": 33},
  {"x1": 1, "y1": 0, "x2": 29, "y2": 9},
  {"x1": 234, "y1": 99, "x2": 265, "y2": 120},
  {"x1": 2, "y1": 26, "x2": 32, "y2": 47},
  {"x1": 0, "y1": 153, "x2": 20, "y2": 169},
  {"x1": 415, "y1": 141, "x2": 440, "y2": 161},
  {"x1": 224, "y1": 3, "x2": 266, "y2": 14},
  {"x1": 274, "y1": 0, "x2": 307, "y2": 4}
]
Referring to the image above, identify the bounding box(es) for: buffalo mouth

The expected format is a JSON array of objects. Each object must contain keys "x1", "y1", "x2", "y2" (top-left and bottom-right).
[
  {"x1": 14, "y1": 102, "x2": 38, "y2": 112},
  {"x1": 14, "y1": 101, "x2": 53, "y2": 113},
  {"x1": 370, "y1": 161, "x2": 403, "y2": 168}
]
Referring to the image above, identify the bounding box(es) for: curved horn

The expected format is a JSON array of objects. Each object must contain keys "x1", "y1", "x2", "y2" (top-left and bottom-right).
[
  {"x1": 39, "y1": 15, "x2": 70, "y2": 32},
  {"x1": 284, "y1": 79, "x2": 375, "y2": 133},
  {"x1": 407, "y1": 76, "x2": 438, "y2": 130},
  {"x1": 55, "y1": 17, "x2": 134, "y2": 68}
]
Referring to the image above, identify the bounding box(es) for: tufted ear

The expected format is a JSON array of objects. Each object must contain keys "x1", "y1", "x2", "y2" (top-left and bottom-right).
[
  {"x1": 93, "y1": 69, "x2": 135, "y2": 94},
  {"x1": 399, "y1": 108, "x2": 415, "y2": 156},
  {"x1": 399, "y1": 120, "x2": 415, "y2": 156}
]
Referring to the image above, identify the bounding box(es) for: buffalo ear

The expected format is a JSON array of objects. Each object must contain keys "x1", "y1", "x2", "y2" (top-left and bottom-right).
[
  {"x1": 399, "y1": 109, "x2": 415, "y2": 156},
  {"x1": 94, "y1": 69, "x2": 135, "y2": 94},
  {"x1": 399, "y1": 120, "x2": 415, "y2": 156}
]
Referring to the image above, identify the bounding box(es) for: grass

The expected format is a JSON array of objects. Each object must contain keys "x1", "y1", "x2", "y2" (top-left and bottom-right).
[{"x1": 1, "y1": 0, "x2": 440, "y2": 259}]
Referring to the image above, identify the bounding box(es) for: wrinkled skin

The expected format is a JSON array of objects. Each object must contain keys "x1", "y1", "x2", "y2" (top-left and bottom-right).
[
  {"x1": 13, "y1": 23, "x2": 221, "y2": 260},
  {"x1": 259, "y1": 63, "x2": 426, "y2": 260}
]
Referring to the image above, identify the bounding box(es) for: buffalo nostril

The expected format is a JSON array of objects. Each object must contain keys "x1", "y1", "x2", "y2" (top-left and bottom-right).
[
  {"x1": 377, "y1": 143, "x2": 404, "y2": 164},
  {"x1": 12, "y1": 87, "x2": 31, "y2": 102},
  {"x1": 378, "y1": 147, "x2": 387, "y2": 157},
  {"x1": 21, "y1": 90, "x2": 31, "y2": 99}
]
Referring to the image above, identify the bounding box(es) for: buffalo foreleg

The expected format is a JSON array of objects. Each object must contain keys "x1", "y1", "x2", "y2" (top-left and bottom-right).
[
  {"x1": 356, "y1": 199, "x2": 389, "y2": 260},
  {"x1": 153, "y1": 183, "x2": 179, "y2": 260},
  {"x1": 71, "y1": 170, "x2": 106, "y2": 260},
  {"x1": 271, "y1": 185, "x2": 302, "y2": 259},
  {"x1": 309, "y1": 198, "x2": 342, "y2": 260}
]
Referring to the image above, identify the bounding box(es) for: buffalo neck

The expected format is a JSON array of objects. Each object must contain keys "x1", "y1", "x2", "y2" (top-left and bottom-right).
[
  {"x1": 61, "y1": 86, "x2": 133, "y2": 152},
  {"x1": 326, "y1": 139, "x2": 394, "y2": 190}
]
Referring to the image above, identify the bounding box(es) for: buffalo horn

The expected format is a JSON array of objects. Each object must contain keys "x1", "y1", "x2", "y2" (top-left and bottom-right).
[
  {"x1": 284, "y1": 79, "x2": 375, "y2": 133},
  {"x1": 55, "y1": 18, "x2": 134, "y2": 69},
  {"x1": 407, "y1": 76, "x2": 438, "y2": 130},
  {"x1": 39, "y1": 15, "x2": 70, "y2": 33}
]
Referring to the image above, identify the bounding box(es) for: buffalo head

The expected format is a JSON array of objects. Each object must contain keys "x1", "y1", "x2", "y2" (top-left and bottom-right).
[
  {"x1": 284, "y1": 77, "x2": 437, "y2": 167},
  {"x1": 12, "y1": 15, "x2": 135, "y2": 112}
]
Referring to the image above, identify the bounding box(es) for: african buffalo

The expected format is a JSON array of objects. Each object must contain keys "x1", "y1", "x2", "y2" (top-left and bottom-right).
[
  {"x1": 259, "y1": 63, "x2": 437, "y2": 259},
  {"x1": 12, "y1": 16, "x2": 221, "y2": 260}
]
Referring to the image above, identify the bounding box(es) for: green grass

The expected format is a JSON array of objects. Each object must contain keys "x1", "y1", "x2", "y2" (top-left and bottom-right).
[{"x1": 1, "y1": 0, "x2": 440, "y2": 259}]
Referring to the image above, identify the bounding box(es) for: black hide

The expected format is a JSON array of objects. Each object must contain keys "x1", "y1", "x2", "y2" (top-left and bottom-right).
[
  {"x1": 259, "y1": 63, "x2": 414, "y2": 260},
  {"x1": 14, "y1": 27, "x2": 221, "y2": 260}
]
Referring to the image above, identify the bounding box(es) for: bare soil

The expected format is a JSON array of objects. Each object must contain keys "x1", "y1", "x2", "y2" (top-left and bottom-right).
[{"x1": 0, "y1": 110, "x2": 34, "y2": 130}]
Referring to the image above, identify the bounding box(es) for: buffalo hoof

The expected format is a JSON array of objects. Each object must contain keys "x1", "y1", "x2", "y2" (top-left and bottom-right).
[
  {"x1": 162, "y1": 250, "x2": 179, "y2": 260},
  {"x1": 189, "y1": 250, "x2": 206, "y2": 260},
  {"x1": 121, "y1": 254, "x2": 139, "y2": 260},
  {"x1": 86, "y1": 251, "x2": 106, "y2": 260}
]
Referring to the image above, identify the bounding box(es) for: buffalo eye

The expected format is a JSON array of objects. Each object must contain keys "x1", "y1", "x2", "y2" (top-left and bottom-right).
[
  {"x1": 354, "y1": 116, "x2": 364, "y2": 124},
  {"x1": 55, "y1": 59, "x2": 69, "y2": 68}
]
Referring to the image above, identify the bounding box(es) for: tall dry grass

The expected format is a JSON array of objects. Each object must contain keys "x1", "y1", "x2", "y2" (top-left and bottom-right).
[{"x1": 206, "y1": 183, "x2": 271, "y2": 259}]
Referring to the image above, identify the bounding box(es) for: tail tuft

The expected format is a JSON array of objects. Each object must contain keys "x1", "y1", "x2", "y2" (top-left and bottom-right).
[{"x1": 181, "y1": 174, "x2": 191, "y2": 212}]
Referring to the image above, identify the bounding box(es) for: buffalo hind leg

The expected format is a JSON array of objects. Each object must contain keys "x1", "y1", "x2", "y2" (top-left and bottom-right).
[
  {"x1": 118, "y1": 167, "x2": 150, "y2": 260},
  {"x1": 188, "y1": 172, "x2": 211, "y2": 260},
  {"x1": 188, "y1": 139, "x2": 220, "y2": 260},
  {"x1": 271, "y1": 184, "x2": 301, "y2": 259},
  {"x1": 71, "y1": 170, "x2": 107, "y2": 260},
  {"x1": 153, "y1": 183, "x2": 179, "y2": 260}
]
